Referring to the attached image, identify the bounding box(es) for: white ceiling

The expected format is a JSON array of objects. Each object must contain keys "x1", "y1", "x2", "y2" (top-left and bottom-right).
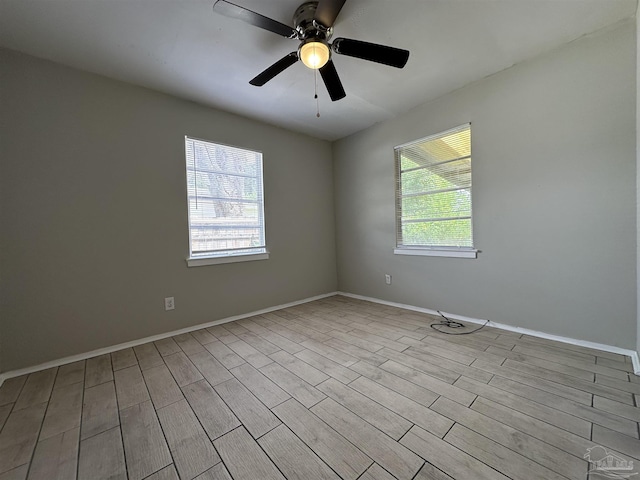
[{"x1": 0, "y1": 0, "x2": 636, "y2": 140}]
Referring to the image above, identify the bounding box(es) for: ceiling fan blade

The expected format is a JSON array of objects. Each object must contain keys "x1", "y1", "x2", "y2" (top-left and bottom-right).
[
  {"x1": 250, "y1": 52, "x2": 299, "y2": 86},
  {"x1": 332, "y1": 38, "x2": 410, "y2": 68},
  {"x1": 319, "y1": 60, "x2": 346, "y2": 101},
  {"x1": 213, "y1": 0, "x2": 296, "y2": 38},
  {"x1": 314, "y1": 0, "x2": 347, "y2": 28}
]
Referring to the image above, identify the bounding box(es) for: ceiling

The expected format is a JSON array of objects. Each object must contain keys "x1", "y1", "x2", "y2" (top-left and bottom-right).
[{"x1": 0, "y1": 0, "x2": 636, "y2": 141}]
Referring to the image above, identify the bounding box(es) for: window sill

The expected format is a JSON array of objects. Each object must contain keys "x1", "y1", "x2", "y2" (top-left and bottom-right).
[
  {"x1": 186, "y1": 252, "x2": 270, "y2": 267},
  {"x1": 394, "y1": 248, "x2": 478, "y2": 259}
]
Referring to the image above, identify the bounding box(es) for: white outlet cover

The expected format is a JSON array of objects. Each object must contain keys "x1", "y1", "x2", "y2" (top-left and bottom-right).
[{"x1": 164, "y1": 297, "x2": 175, "y2": 311}]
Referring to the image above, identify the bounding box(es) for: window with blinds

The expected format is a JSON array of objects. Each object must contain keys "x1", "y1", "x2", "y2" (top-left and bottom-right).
[
  {"x1": 394, "y1": 124, "x2": 473, "y2": 253},
  {"x1": 185, "y1": 136, "x2": 266, "y2": 259}
]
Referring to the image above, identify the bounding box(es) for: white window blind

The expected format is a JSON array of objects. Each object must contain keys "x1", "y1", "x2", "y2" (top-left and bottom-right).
[
  {"x1": 395, "y1": 124, "x2": 473, "y2": 250},
  {"x1": 185, "y1": 136, "x2": 266, "y2": 259}
]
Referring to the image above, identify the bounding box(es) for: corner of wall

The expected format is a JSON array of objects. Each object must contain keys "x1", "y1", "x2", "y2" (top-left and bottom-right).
[{"x1": 636, "y1": 5, "x2": 640, "y2": 371}]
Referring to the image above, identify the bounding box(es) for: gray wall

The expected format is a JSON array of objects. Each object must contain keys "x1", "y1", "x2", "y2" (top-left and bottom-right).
[
  {"x1": 0, "y1": 49, "x2": 337, "y2": 372},
  {"x1": 334, "y1": 21, "x2": 637, "y2": 349}
]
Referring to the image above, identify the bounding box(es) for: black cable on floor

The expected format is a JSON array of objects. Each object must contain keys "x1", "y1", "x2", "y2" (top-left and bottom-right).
[{"x1": 430, "y1": 310, "x2": 490, "y2": 335}]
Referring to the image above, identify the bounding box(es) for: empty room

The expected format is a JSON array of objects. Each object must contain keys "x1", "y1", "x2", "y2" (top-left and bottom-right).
[{"x1": 1, "y1": 0, "x2": 639, "y2": 479}]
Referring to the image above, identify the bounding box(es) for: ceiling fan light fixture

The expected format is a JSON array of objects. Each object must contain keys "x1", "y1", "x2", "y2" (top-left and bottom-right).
[{"x1": 299, "y1": 40, "x2": 330, "y2": 69}]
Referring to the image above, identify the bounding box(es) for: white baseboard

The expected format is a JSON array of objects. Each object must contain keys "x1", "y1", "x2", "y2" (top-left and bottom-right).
[
  {"x1": 338, "y1": 291, "x2": 640, "y2": 375},
  {"x1": 0, "y1": 291, "x2": 338, "y2": 386}
]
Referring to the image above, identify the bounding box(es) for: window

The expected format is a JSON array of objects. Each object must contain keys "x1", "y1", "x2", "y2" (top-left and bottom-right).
[
  {"x1": 394, "y1": 124, "x2": 476, "y2": 258},
  {"x1": 185, "y1": 136, "x2": 267, "y2": 266}
]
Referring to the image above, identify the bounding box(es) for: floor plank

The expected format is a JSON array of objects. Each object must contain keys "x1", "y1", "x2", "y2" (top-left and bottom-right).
[
  {"x1": 214, "y1": 427, "x2": 285, "y2": 480},
  {"x1": 229, "y1": 363, "x2": 290, "y2": 408},
  {"x1": 379, "y1": 360, "x2": 476, "y2": 406},
  {"x1": 311, "y1": 398, "x2": 424, "y2": 480},
  {"x1": 269, "y1": 350, "x2": 329, "y2": 386},
  {"x1": 294, "y1": 349, "x2": 360, "y2": 384},
  {"x1": 272, "y1": 399, "x2": 372, "y2": 480},
  {"x1": 400, "y1": 425, "x2": 509, "y2": 480},
  {"x1": 375, "y1": 348, "x2": 460, "y2": 384},
  {"x1": 317, "y1": 378, "x2": 412, "y2": 440},
  {"x1": 133, "y1": 343, "x2": 164, "y2": 371},
  {"x1": 237, "y1": 332, "x2": 281, "y2": 355},
  {"x1": 26, "y1": 427, "x2": 79, "y2": 480},
  {"x1": 0, "y1": 466, "x2": 28, "y2": 480},
  {"x1": 142, "y1": 364, "x2": 184, "y2": 409},
  {"x1": 154, "y1": 337, "x2": 182, "y2": 357},
  {"x1": 227, "y1": 340, "x2": 273, "y2": 368},
  {"x1": 213, "y1": 378, "x2": 280, "y2": 438},
  {"x1": 470, "y1": 396, "x2": 600, "y2": 459},
  {"x1": 39, "y1": 382, "x2": 83, "y2": 440},
  {"x1": 430, "y1": 396, "x2": 587, "y2": 479},
  {"x1": 120, "y1": 400, "x2": 172, "y2": 480},
  {"x1": 359, "y1": 463, "x2": 397, "y2": 480},
  {"x1": 0, "y1": 403, "x2": 47, "y2": 474},
  {"x1": 163, "y1": 351, "x2": 204, "y2": 387},
  {"x1": 188, "y1": 351, "x2": 234, "y2": 386},
  {"x1": 258, "y1": 424, "x2": 340, "y2": 480},
  {"x1": 349, "y1": 376, "x2": 453, "y2": 438},
  {"x1": 146, "y1": 465, "x2": 179, "y2": 480},
  {"x1": 53, "y1": 361, "x2": 85, "y2": 389},
  {"x1": 14, "y1": 369, "x2": 57, "y2": 411},
  {"x1": 191, "y1": 328, "x2": 217, "y2": 346},
  {"x1": 454, "y1": 376, "x2": 592, "y2": 438},
  {"x1": 322, "y1": 338, "x2": 388, "y2": 366},
  {"x1": 471, "y1": 359, "x2": 592, "y2": 405},
  {"x1": 203, "y1": 341, "x2": 245, "y2": 369},
  {"x1": 593, "y1": 395, "x2": 640, "y2": 422},
  {"x1": 259, "y1": 362, "x2": 326, "y2": 408},
  {"x1": 182, "y1": 380, "x2": 240, "y2": 441},
  {"x1": 81, "y1": 381, "x2": 119, "y2": 440},
  {"x1": 85, "y1": 355, "x2": 113, "y2": 388},
  {"x1": 489, "y1": 375, "x2": 638, "y2": 437},
  {"x1": 77, "y1": 427, "x2": 126, "y2": 480},
  {"x1": 444, "y1": 423, "x2": 567, "y2": 480},
  {"x1": 502, "y1": 359, "x2": 634, "y2": 404},
  {"x1": 114, "y1": 365, "x2": 150, "y2": 410},
  {"x1": 0, "y1": 376, "x2": 27, "y2": 407},
  {"x1": 111, "y1": 348, "x2": 138, "y2": 371},
  {"x1": 156, "y1": 399, "x2": 220, "y2": 480},
  {"x1": 350, "y1": 361, "x2": 439, "y2": 408},
  {"x1": 173, "y1": 333, "x2": 206, "y2": 356},
  {"x1": 592, "y1": 424, "x2": 640, "y2": 461},
  {"x1": 194, "y1": 463, "x2": 233, "y2": 480},
  {"x1": 300, "y1": 340, "x2": 359, "y2": 367},
  {"x1": 206, "y1": 326, "x2": 239, "y2": 345},
  {"x1": 0, "y1": 404, "x2": 11, "y2": 432}
]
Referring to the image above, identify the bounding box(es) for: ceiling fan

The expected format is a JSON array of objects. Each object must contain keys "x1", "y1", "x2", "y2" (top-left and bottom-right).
[{"x1": 213, "y1": 0, "x2": 410, "y2": 101}]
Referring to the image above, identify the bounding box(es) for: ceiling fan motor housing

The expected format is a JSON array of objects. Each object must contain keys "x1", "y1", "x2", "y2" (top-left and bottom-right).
[{"x1": 294, "y1": 2, "x2": 333, "y2": 42}]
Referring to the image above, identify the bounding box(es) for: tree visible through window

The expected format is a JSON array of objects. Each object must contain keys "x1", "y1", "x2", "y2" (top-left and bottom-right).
[
  {"x1": 185, "y1": 137, "x2": 266, "y2": 258},
  {"x1": 394, "y1": 124, "x2": 473, "y2": 250}
]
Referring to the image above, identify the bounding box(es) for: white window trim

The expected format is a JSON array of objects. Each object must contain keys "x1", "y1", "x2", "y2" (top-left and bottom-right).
[
  {"x1": 394, "y1": 123, "x2": 475, "y2": 257},
  {"x1": 185, "y1": 136, "x2": 267, "y2": 266},
  {"x1": 394, "y1": 247, "x2": 477, "y2": 259},
  {"x1": 187, "y1": 252, "x2": 269, "y2": 267}
]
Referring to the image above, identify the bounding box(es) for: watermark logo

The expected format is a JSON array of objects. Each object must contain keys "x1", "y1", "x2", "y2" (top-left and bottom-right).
[{"x1": 584, "y1": 446, "x2": 638, "y2": 479}]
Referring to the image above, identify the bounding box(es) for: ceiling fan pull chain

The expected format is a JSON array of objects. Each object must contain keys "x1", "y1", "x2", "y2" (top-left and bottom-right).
[{"x1": 314, "y1": 68, "x2": 320, "y2": 117}]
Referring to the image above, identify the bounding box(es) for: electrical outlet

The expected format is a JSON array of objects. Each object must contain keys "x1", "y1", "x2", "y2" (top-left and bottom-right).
[
  {"x1": 385, "y1": 274, "x2": 392, "y2": 285},
  {"x1": 164, "y1": 297, "x2": 175, "y2": 311}
]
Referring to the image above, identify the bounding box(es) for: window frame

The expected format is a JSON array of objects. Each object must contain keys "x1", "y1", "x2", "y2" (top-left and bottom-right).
[
  {"x1": 184, "y1": 136, "x2": 269, "y2": 267},
  {"x1": 393, "y1": 123, "x2": 478, "y2": 259}
]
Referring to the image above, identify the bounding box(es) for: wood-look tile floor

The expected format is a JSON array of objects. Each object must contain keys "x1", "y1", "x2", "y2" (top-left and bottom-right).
[{"x1": 1, "y1": 295, "x2": 639, "y2": 480}]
